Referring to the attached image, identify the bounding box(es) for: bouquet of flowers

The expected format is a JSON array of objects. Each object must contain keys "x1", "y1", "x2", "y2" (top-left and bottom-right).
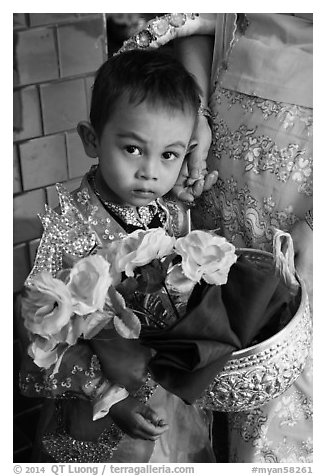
[
  {"x1": 22, "y1": 227, "x2": 296, "y2": 403},
  {"x1": 22, "y1": 228, "x2": 237, "y2": 373}
]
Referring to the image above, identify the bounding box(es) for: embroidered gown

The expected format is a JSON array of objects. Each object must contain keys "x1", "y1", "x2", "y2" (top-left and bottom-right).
[
  {"x1": 19, "y1": 167, "x2": 215, "y2": 463},
  {"x1": 191, "y1": 13, "x2": 313, "y2": 463}
]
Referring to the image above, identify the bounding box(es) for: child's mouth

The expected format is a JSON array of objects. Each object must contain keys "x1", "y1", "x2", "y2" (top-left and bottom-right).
[{"x1": 132, "y1": 189, "x2": 155, "y2": 198}]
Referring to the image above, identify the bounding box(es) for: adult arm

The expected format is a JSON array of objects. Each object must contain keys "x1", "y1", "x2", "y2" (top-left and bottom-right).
[{"x1": 172, "y1": 31, "x2": 217, "y2": 201}]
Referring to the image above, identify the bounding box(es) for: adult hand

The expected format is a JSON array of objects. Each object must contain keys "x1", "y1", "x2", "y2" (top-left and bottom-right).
[
  {"x1": 110, "y1": 396, "x2": 168, "y2": 440},
  {"x1": 290, "y1": 220, "x2": 313, "y2": 310},
  {"x1": 172, "y1": 115, "x2": 218, "y2": 202}
]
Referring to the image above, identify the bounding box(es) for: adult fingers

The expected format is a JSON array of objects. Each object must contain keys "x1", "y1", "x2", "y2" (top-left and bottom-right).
[
  {"x1": 173, "y1": 185, "x2": 195, "y2": 203},
  {"x1": 202, "y1": 170, "x2": 218, "y2": 191},
  {"x1": 192, "y1": 179, "x2": 205, "y2": 198}
]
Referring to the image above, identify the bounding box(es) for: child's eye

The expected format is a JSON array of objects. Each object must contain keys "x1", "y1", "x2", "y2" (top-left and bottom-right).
[
  {"x1": 125, "y1": 145, "x2": 142, "y2": 156},
  {"x1": 162, "y1": 151, "x2": 179, "y2": 161}
]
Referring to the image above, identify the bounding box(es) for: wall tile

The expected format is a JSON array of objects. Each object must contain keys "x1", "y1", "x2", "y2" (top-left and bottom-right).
[
  {"x1": 28, "y1": 238, "x2": 41, "y2": 268},
  {"x1": 40, "y1": 79, "x2": 88, "y2": 134},
  {"x1": 13, "y1": 294, "x2": 26, "y2": 344},
  {"x1": 13, "y1": 189, "x2": 46, "y2": 245},
  {"x1": 14, "y1": 27, "x2": 59, "y2": 86},
  {"x1": 85, "y1": 75, "x2": 95, "y2": 116},
  {"x1": 13, "y1": 14, "x2": 28, "y2": 30},
  {"x1": 13, "y1": 244, "x2": 30, "y2": 292},
  {"x1": 58, "y1": 17, "x2": 106, "y2": 77},
  {"x1": 46, "y1": 177, "x2": 82, "y2": 209},
  {"x1": 66, "y1": 131, "x2": 96, "y2": 179},
  {"x1": 29, "y1": 13, "x2": 89, "y2": 27},
  {"x1": 20, "y1": 134, "x2": 68, "y2": 191},
  {"x1": 45, "y1": 184, "x2": 61, "y2": 210},
  {"x1": 13, "y1": 145, "x2": 22, "y2": 194},
  {"x1": 13, "y1": 87, "x2": 42, "y2": 142}
]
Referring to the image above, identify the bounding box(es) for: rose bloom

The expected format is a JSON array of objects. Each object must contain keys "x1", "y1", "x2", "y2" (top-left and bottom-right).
[
  {"x1": 96, "y1": 244, "x2": 122, "y2": 286},
  {"x1": 114, "y1": 228, "x2": 175, "y2": 277},
  {"x1": 174, "y1": 230, "x2": 237, "y2": 285},
  {"x1": 28, "y1": 335, "x2": 60, "y2": 369},
  {"x1": 22, "y1": 272, "x2": 73, "y2": 337},
  {"x1": 67, "y1": 255, "x2": 113, "y2": 315}
]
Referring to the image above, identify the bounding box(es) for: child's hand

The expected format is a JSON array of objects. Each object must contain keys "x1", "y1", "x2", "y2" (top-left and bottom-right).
[{"x1": 110, "y1": 396, "x2": 168, "y2": 440}]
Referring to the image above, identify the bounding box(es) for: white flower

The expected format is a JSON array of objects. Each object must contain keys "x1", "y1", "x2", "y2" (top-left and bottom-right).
[
  {"x1": 22, "y1": 272, "x2": 73, "y2": 338},
  {"x1": 174, "y1": 230, "x2": 237, "y2": 285},
  {"x1": 114, "y1": 228, "x2": 175, "y2": 277},
  {"x1": 67, "y1": 255, "x2": 113, "y2": 315}
]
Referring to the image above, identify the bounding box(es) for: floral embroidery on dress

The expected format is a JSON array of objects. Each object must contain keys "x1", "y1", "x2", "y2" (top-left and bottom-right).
[
  {"x1": 228, "y1": 397, "x2": 313, "y2": 463},
  {"x1": 228, "y1": 407, "x2": 268, "y2": 443},
  {"x1": 212, "y1": 87, "x2": 313, "y2": 136},
  {"x1": 274, "y1": 389, "x2": 313, "y2": 427},
  {"x1": 210, "y1": 118, "x2": 312, "y2": 196},
  {"x1": 226, "y1": 350, "x2": 313, "y2": 462},
  {"x1": 194, "y1": 180, "x2": 300, "y2": 251}
]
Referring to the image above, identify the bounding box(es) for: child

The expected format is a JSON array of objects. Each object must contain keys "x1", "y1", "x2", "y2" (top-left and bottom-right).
[{"x1": 20, "y1": 49, "x2": 216, "y2": 463}]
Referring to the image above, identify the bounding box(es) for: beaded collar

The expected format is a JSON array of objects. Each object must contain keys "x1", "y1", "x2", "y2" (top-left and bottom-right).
[{"x1": 88, "y1": 167, "x2": 168, "y2": 229}]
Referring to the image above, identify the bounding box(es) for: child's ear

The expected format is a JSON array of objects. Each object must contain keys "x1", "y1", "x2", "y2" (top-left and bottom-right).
[{"x1": 77, "y1": 121, "x2": 99, "y2": 158}]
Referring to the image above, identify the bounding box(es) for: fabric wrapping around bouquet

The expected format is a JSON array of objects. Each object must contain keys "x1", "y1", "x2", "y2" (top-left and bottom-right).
[{"x1": 140, "y1": 254, "x2": 296, "y2": 404}]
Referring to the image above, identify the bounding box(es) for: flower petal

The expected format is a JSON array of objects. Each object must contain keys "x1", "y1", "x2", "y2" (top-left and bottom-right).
[
  {"x1": 28, "y1": 340, "x2": 59, "y2": 369},
  {"x1": 113, "y1": 309, "x2": 141, "y2": 339},
  {"x1": 83, "y1": 310, "x2": 114, "y2": 340},
  {"x1": 166, "y1": 264, "x2": 196, "y2": 294}
]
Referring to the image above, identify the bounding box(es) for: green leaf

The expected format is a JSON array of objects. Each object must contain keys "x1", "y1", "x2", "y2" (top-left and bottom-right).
[
  {"x1": 136, "y1": 261, "x2": 166, "y2": 293},
  {"x1": 116, "y1": 277, "x2": 139, "y2": 298}
]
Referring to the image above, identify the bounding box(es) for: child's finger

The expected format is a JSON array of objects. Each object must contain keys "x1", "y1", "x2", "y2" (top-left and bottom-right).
[
  {"x1": 134, "y1": 415, "x2": 168, "y2": 439},
  {"x1": 140, "y1": 405, "x2": 167, "y2": 427}
]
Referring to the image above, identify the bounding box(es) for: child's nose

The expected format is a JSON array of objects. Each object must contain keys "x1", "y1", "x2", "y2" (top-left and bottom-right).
[{"x1": 138, "y1": 158, "x2": 158, "y2": 180}]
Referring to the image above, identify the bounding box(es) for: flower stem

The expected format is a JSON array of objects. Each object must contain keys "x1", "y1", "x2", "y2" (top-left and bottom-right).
[{"x1": 162, "y1": 283, "x2": 180, "y2": 321}]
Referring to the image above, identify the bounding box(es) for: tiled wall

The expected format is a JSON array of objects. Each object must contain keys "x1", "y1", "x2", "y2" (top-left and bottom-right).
[{"x1": 13, "y1": 13, "x2": 108, "y2": 462}]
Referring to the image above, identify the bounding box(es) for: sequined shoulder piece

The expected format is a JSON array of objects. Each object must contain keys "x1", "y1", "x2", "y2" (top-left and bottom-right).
[{"x1": 25, "y1": 183, "x2": 97, "y2": 286}]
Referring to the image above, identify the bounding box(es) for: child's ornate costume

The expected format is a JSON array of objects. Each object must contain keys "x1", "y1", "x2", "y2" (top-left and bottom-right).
[{"x1": 20, "y1": 166, "x2": 216, "y2": 463}]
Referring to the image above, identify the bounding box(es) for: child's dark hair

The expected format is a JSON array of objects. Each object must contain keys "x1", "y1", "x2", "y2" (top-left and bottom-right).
[{"x1": 90, "y1": 49, "x2": 201, "y2": 138}]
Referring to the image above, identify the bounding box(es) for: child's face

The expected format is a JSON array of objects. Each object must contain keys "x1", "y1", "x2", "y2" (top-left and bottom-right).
[{"x1": 95, "y1": 97, "x2": 196, "y2": 207}]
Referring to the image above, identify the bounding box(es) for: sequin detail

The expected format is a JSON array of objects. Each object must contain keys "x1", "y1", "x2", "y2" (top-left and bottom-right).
[
  {"x1": 42, "y1": 424, "x2": 123, "y2": 463},
  {"x1": 25, "y1": 184, "x2": 97, "y2": 286},
  {"x1": 88, "y1": 166, "x2": 169, "y2": 229},
  {"x1": 19, "y1": 354, "x2": 102, "y2": 398},
  {"x1": 41, "y1": 374, "x2": 158, "y2": 463},
  {"x1": 117, "y1": 13, "x2": 198, "y2": 54}
]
